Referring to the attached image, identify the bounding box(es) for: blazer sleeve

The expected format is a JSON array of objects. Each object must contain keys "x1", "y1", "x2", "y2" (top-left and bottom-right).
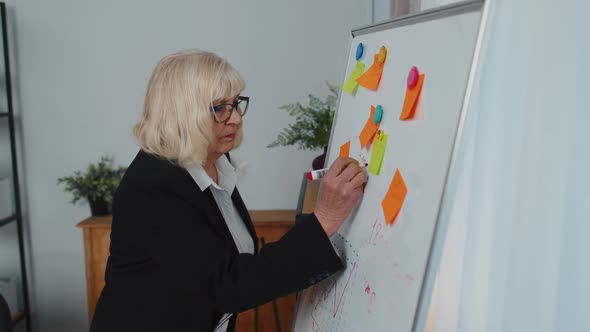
[{"x1": 143, "y1": 187, "x2": 344, "y2": 314}]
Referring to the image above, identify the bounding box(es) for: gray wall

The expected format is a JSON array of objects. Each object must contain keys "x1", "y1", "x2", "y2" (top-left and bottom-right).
[{"x1": 2, "y1": 0, "x2": 371, "y2": 331}]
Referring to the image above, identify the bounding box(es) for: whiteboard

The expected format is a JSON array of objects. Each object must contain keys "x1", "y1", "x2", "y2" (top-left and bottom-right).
[{"x1": 293, "y1": 2, "x2": 484, "y2": 331}]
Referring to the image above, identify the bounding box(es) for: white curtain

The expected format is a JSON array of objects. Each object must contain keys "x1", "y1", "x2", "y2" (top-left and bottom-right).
[
  {"x1": 420, "y1": 0, "x2": 456, "y2": 11},
  {"x1": 373, "y1": 0, "x2": 421, "y2": 22},
  {"x1": 433, "y1": 0, "x2": 590, "y2": 331},
  {"x1": 373, "y1": 1, "x2": 462, "y2": 23}
]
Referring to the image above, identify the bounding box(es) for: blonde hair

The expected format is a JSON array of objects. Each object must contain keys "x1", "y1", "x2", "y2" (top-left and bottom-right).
[{"x1": 133, "y1": 49, "x2": 246, "y2": 167}]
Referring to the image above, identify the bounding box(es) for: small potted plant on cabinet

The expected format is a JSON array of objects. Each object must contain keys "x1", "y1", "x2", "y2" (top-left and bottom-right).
[
  {"x1": 267, "y1": 83, "x2": 338, "y2": 169},
  {"x1": 58, "y1": 155, "x2": 126, "y2": 216}
]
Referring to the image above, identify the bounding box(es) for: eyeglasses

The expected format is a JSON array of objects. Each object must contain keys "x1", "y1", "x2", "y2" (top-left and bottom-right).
[{"x1": 210, "y1": 96, "x2": 249, "y2": 123}]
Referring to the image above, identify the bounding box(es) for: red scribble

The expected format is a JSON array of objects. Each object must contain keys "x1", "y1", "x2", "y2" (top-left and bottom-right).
[
  {"x1": 405, "y1": 274, "x2": 415, "y2": 287},
  {"x1": 368, "y1": 291, "x2": 376, "y2": 313},
  {"x1": 314, "y1": 280, "x2": 336, "y2": 311},
  {"x1": 312, "y1": 321, "x2": 320, "y2": 332},
  {"x1": 334, "y1": 262, "x2": 357, "y2": 318},
  {"x1": 369, "y1": 218, "x2": 383, "y2": 246},
  {"x1": 312, "y1": 261, "x2": 358, "y2": 318},
  {"x1": 365, "y1": 284, "x2": 371, "y2": 294},
  {"x1": 358, "y1": 152, "x2": 368, "y2": 166}
]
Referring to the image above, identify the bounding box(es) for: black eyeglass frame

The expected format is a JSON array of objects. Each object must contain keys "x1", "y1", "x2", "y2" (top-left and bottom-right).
[{"x1": 210, "y1": 96, "x2": 250, "y2": 123}]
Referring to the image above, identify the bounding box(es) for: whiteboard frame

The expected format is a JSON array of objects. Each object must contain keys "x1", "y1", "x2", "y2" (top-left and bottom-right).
[
  {"x1": 326, "y1": 0, "x2": 486, "y2": 162},
  {"x1": 353, "y1": 0, "x2": 484, "y2": 37},
  {"x1": 411, "y1": 1, "x2": 490, "y2": 331},
  {"x1": 300, "y1": 1, "x2": 489, "y2": 331}
]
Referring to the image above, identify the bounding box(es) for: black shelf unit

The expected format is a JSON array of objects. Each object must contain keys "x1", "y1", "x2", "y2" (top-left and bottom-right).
[
  {"x1": 0, "y1": 214, "x2": 16, "y2": 227},
  {"x1": 0, "y1": 2, "x2": 32, "y2": 331},
  {"x1": 11, "y1": 311, "x2": 25, "y2": 327}
]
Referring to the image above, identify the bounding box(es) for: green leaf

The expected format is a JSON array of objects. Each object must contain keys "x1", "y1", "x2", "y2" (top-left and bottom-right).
[
  {"x1": 267, "y1": 82, "x2": 338, "y2": 150},
  {"x1": 57, "y1": 155, "x2": 127, "y2": 205}
]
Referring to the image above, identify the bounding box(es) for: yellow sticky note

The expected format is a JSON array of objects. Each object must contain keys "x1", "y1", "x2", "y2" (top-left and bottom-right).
[
  {"x1": 339, "y1": 141, "x2": 351, "y2": 158},
  {"x1": 342, "y1": 61, "x2": 366, "y2": 95},
  {"x1": 381, "y1": 169, "x2": 407, "y2": 225},
  {"x1": 368, "y1": 131, "x2": 387, "y2": 175}
]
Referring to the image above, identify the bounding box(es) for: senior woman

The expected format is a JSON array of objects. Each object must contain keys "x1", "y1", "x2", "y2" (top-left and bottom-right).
[{"x1": 90, "y1": 49, "x2": 367, "y2": 332}]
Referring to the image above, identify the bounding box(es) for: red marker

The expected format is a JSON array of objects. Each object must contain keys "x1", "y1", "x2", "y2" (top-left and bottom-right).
[{"x1": 307, "y1": 163, "x2": 368, "y2": 180}]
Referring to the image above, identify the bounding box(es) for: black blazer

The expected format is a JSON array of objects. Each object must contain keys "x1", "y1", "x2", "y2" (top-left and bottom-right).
[{"x1": 90, "y1": 150, "x2": 343, "y2": 332}]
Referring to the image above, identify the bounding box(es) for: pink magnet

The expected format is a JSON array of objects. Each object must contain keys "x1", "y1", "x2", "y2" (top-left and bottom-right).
[{"x1": 407, "y1": 66, "x2": 419, "y2": 89}]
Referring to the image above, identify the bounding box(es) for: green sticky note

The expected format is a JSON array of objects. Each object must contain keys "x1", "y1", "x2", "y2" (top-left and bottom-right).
[
  {"x1": 368, "y1": 131, "x2": 388, "y2": 175},
  {"x1": 342, "y1": 61, "x2": 366, "y2": 95}
]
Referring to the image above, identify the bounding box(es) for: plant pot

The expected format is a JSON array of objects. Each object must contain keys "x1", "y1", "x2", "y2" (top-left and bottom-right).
[
  {"x1": 312, "y1": 146, "x2": 328, "y2": 170},
  {"x1": 88, "y1": 198, "x2": 109, "y2": 216}
]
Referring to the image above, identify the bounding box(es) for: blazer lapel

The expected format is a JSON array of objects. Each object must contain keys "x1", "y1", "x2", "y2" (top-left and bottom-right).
[
  {"x1": 231, "y1": 189, "x2": 259, "y2": 254},
  {"x1": 201, "y1": 188, "x2": 239, "y2": 253},
  {"x1": 139, "y1": 151, "x2": 240, "y2": 253},
  {"x1": 178, "y1": 168, "x2": 239, "y2": 253},
  {"x1": 224, "y1": 153, "x2": 258, "y2": 254},
  {"x1": 174, "y1": 158, "x2": 256, "y2": 254}
]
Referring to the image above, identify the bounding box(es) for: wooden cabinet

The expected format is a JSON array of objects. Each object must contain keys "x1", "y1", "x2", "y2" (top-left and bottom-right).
[
  {"x1": 77, "y1": 215, "x2": 111, "y2": 322},
  {"x1": 77, "y1": 210, "x2": 297, "y2": 332}
]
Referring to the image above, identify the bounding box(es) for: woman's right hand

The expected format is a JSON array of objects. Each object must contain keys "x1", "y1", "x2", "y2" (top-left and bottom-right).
[{"x1": 313, "y1": 157, "x2": 368, "y2": 237}]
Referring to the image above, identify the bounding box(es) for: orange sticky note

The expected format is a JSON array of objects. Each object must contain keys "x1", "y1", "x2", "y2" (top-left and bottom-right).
[
  {"x1": 356, "y1": 54, "x2": 385, "y2": 91},
  {"x1": 399, "y1": 74, "x2": 425, "y2": 120},
  {"x1": 339, "y1": 141, "x2": 351, "y2": 158},
  {"x1": 381, "y1": 169, "x2": 407, "y2": 225},
  {"x1": 359, "y1": 106, "x2": 380, "y2": 149}
]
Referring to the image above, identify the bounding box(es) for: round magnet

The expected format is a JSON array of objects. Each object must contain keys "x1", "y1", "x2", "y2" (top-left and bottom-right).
[
  {"x1": 374, "y1": 105, "x2": 383, "y2": 124},
  {"x1": 377, "y1": 46, "x2": 387, "y2": 64},
  {"x1": 376, "y1": 130, "x2": 384, "y2": 140},
  {"x1": 407, "y1": 66, "x2": 419, "y2": 89},
  {"x1": 356, "y1": 43, "x2": 364, "y2": 60}
]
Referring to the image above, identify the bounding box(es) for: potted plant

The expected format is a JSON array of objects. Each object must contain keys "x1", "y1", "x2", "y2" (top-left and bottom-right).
[
  {"x1": 57, "y1": 155, "x2": 127, "y2": 216},
  {"x1": 267, "y1": 82, "x2": 338, "y2": 169}
]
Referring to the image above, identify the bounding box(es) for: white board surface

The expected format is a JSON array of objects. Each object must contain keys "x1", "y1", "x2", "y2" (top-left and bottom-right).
[{"x1": 293, "y1": 3, "x2": 483, "y2": 331}]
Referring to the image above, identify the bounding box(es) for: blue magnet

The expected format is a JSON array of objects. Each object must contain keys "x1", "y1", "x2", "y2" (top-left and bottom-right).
[
  {"x1": 374, "y1": 105, "x2": 383, "y2": 124},
  {"x1": 356, "y1": 43, "x2": 364, "y2": 60}
]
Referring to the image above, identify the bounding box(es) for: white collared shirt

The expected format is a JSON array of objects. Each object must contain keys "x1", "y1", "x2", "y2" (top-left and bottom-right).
[{"x1": 186, "y1": 155, "x2": 254, "y2": 331}]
